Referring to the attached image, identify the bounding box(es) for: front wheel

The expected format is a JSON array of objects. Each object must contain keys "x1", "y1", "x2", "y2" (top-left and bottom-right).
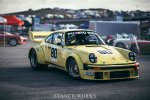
[
  {"x1": 67, "y1": 58, "x2": 80, "y2": 79},
  {"x1": 130, "y1": 44, "x2": 139, "y2": 54},
  {"x1": 29, "y1": 50, "x2": 48, "y2": 70},
  {"x1": 9, "y1": 39, "x2": 17, "y2": 46}
]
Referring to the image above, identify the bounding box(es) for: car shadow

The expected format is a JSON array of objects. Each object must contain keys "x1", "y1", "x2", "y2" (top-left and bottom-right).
[
  {"x1": 0, "y1": 66, "x2": 137, "y2": 88},
  {"x1": 0, "y1": 45, "x2": 10, "y2": 47}
]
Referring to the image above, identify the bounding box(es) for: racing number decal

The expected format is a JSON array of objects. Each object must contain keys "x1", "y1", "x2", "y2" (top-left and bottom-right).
[
  {"x1": 51, "y1": 48, "x2": 57, "y2": 58},
  {"x1": 51, "y1": 47, "x2": 57, "y2": 62}
]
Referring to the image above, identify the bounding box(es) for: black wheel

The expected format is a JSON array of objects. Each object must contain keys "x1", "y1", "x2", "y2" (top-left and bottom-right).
[
  {"x1": 9, "y1": 38, "x2": 17, "y2": 46},
  {"x1": 115, "y1": 42, "x2": 126, "y2": 49},
  {"x1": 29, "y1": 50, "x2": 48, "y2": 70},
  {"x1": 130, "y1": 44, "x2": 139, "y2": 54},
  {"x1": 67, "y1": 58, "x2": 80, "y2": 79}
]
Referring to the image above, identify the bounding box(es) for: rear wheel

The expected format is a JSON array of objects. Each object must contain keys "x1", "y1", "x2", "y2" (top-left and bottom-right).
[
  {"x1": 67, "y1": 58, "x2": 80, "y2": 79},
  {"x1": 29, "y1": 50, "x2": 48, "y2": 70},
  {"x1": 9, "y1": 39, "x2": 17, "y2": 46},
  {"x1": 130, "y1": 44, "x2": 139, "y2": 54},
  {"x1": 115, "y1": 42, "x2": 126, "y2": 49}
]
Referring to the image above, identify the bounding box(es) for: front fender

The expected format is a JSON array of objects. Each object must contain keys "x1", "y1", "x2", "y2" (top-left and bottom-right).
[
  {"x1": 66, "y1": 53, "x2": 84, "y2": 70},
  {"x1": 115, "y1": 47, "x2": 136, "y2": 62}
]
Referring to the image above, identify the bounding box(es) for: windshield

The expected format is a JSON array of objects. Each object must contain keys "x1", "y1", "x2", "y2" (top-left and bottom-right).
[{"x1": 65, "y1": 31, "x2": 105, "y2": 46}]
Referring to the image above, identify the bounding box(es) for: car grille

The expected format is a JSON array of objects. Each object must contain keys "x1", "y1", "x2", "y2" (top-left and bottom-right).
[
  {"x1": 110, "y1": 71, "x2": 130, "y2": 78},
  {"x1": 95, "y1": 72, "x2": 103, "y2": 79},
  {"x1": 94, "y1": 71, "x2": 130, "y2": 79}
]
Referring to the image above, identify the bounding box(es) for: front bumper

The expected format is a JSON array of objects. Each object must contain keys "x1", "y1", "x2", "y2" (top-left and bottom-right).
[
  {"x1": 18, "y1": 38, "x2": 28, "y2": 45},
  {"x1": 80, "y1": 63, "x2": 139, "y2": 80}
]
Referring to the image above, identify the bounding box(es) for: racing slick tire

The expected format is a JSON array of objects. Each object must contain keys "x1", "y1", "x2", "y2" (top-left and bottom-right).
[
  {"x1": 115, "y1": 42, "x2": 126, "y2": 49},
  {"x1": 9, "y1": 38, "x2": 18, "y2": 46},
  {"x1": 67, "y1": 58, "x2": 81, "y2": 79},
  {"x1": 29, "y1": 49, "x2": 48, "y2": 70}
]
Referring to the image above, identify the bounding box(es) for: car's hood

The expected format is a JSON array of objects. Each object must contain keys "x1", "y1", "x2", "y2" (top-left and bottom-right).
[{"x1": 68, "y1": 45, "x2": 132, "y2": 64}]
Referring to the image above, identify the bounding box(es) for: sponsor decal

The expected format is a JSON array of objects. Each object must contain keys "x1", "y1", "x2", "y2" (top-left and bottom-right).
[
  {"x1": 67, "y1": 31, "x2": 96, "y2": 35},
  {"x1": 97, "y1": 50, "x2": 112, "y2": 54},
  {"x1": 50, "y1": 47, "x2": 58, "y2": 62}
]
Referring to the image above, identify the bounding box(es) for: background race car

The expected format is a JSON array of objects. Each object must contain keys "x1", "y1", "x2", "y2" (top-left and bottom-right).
[
  {"x1": 0, "y1": 32, "x2": 27, "y2": 46},
  {"x1": 105, "y1": 33, "x2": 150, "y2": 54}
]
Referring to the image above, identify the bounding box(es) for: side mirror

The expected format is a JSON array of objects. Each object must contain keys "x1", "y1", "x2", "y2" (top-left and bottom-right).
[{"x1": 57, "y1": 42, "x2": 65, "y2": 47}]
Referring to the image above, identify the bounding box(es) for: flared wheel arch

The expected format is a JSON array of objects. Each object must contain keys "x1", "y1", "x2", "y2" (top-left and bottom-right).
[{"x1": 29, "y1": 48, "x2": 48, "y2": 70}]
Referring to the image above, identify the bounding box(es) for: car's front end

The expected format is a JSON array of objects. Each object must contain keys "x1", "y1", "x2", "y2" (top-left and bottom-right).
[
  {"x1": 72, "y1": 45, "x2": 139, "y2": 80},
  {"x1": 80, "y1": 63, "x2": 139, "y2": 80},
  {"x1": 18, "y1": 36, "x2": 28, "y2": 45},
  {"x1": 65, "y1": 30, "x2": 139, "y2": 80}
]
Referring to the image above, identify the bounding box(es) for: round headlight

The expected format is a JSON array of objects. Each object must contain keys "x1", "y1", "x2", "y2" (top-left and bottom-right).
[
  {"x1": 129, "y1": 52, "x2": 136, "y2": 61},
  {"x1": 89, "y1": 53, "x2": 97, "y2": 63}
]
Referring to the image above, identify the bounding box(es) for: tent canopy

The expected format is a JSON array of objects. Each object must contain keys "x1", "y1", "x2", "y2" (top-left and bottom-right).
[
  {"x1": 0, "y1": 16, "x2": 24, "y2": 26},
  {"x1": 0, "y1": 16, "x2": 7, "y2": 23}
]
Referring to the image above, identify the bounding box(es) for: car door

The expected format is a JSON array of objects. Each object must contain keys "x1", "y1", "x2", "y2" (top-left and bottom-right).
[
  {"x1": 45, "y1": 34, "x2": 53, "y2": 63},
  {"x1": 45, "y1": 32, "x2": 65, "y2": 67}
]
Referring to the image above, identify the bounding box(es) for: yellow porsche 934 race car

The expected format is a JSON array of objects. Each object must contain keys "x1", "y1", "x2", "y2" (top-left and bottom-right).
[{"x1": 28, "y1": 29, "x2": 139, "y2": 80}]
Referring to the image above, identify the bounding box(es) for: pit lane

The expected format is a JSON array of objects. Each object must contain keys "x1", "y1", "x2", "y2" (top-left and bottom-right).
[{"x1": 0, "y1": 42, "x2": 150, "y2": 100}]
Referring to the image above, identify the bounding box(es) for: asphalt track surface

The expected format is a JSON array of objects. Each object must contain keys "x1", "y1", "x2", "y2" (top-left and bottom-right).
[{"x1": 0, "y1": 42, "x2": 150, "y2": 100}]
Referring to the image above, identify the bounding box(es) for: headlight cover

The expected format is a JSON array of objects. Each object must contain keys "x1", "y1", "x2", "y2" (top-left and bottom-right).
[
  {"x1": 129, "y1": 52, "x2": 136, "y2": 61},
  {"x1": 89, "y1": 53, "x2": 97, "y2": 63}
]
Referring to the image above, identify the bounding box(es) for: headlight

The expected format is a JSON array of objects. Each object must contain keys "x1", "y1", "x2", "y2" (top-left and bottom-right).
[
  {"x1": 129, "y1": 52, "x2": 136, "y2": 61},
  {"x1": 89, "y1": 53, "x2": 97, "y2": 63}
]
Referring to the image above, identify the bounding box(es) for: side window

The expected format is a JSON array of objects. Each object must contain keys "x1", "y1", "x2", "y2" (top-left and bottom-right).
[
  {"x1": 45, "y1": 35, "x2": 53, "y2": 43},
  {"x1": 52, "y1": 33, "x2": 63, "y2": 45},
  {"x1": 66, "y1": 33, "x2": 76, "y2": 46}
]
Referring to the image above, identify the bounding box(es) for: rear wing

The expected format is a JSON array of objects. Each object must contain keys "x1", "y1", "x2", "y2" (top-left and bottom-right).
[{"x1": 29, "y1": 31, "x2": 52, "y2": 43}]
